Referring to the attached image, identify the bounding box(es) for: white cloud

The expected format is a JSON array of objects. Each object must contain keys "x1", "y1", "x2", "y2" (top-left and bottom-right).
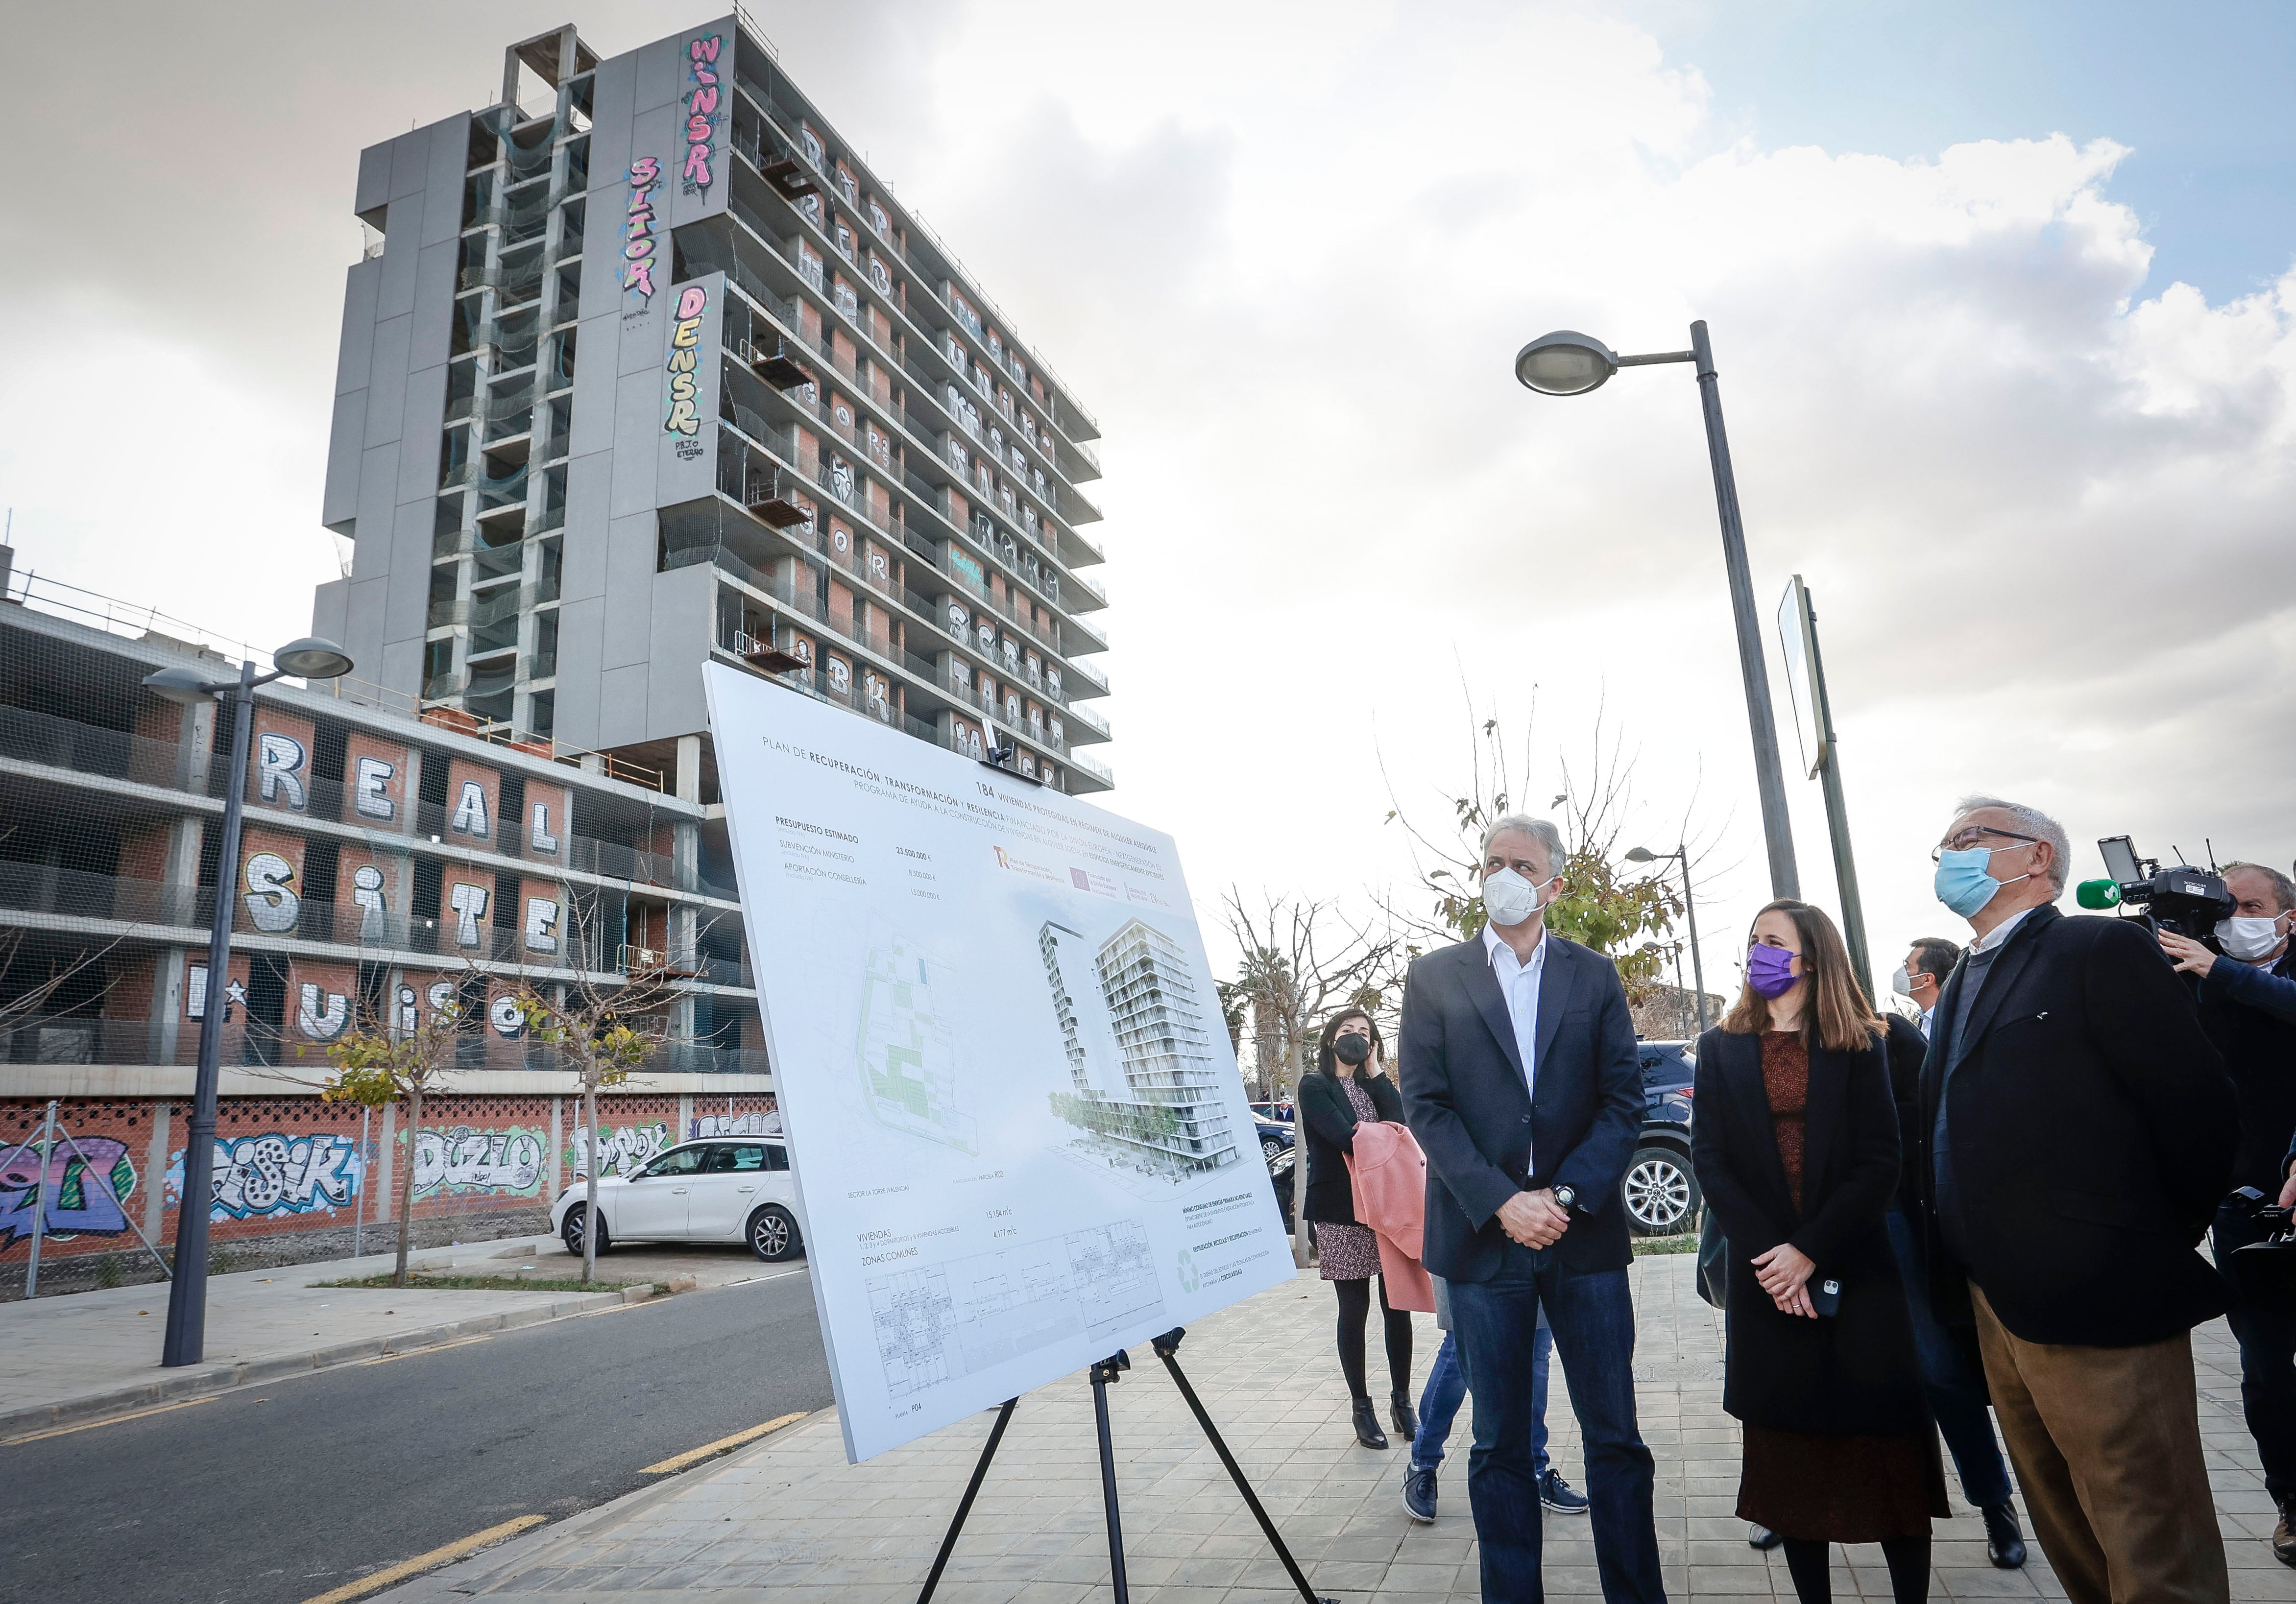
[{"x1": 5, "y1": 0, "x2": 2294, "y2": 1001}]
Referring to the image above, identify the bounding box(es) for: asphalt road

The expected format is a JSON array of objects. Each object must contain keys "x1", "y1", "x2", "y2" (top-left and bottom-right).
[{"x1": 0, "y1": 1261, "x2": 834, "y2": 1604}]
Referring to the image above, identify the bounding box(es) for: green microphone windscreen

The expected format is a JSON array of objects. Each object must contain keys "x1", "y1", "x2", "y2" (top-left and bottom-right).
[{"x1": 2076, "y1": 879, "x2": 2123, "y2": 910}]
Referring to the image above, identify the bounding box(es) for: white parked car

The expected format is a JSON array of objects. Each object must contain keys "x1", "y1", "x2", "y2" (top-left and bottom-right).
[{"x1": 551, "y1": 1138, "x2": 805, "y2": 1262}]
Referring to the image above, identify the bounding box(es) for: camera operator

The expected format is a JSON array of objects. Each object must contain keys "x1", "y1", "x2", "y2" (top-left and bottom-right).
[
  {"x1": 2159, "y1": 863, "x2": 2296, "y2": 1566},
  {"x1": 1891, "y1": 938, "x2": 1960, "y2": 1038}
]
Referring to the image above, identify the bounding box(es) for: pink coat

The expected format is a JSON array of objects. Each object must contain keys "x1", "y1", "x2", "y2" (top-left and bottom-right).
[{"x1": 1344, "y1": 1121, "x2": 1435, "y2": 1312}]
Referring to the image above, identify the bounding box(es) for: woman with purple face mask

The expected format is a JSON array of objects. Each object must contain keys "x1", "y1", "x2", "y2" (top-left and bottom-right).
[{"x1": 1691, "y1": 900, "x2": 1948, "y2": 1604}]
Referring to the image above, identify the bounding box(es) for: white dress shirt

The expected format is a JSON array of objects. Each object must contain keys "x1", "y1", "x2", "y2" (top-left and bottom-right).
[
  {"x1": 1917, "y1": 1006, "x2": 1935, "y2": 1039},
  {"x1": 1482, "y1": 922, "x2": 1548, "y2": 1169},
  {"x1": 1967, "y1": 904, "x2": 2037, "y2": 957}
]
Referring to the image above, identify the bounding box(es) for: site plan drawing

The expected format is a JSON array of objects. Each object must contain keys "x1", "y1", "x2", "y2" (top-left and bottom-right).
[{"x1": 706, "y1": 664, "x2": 1292, "y2": 1460}]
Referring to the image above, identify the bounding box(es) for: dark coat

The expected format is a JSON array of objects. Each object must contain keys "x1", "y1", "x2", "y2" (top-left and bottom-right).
[
  {"x1": 1692, "y1": 1025, "x2": 1929, "y2": 1436},
  {"x1": 1400, "y1": 932, "x2": 1644, "y2": 1280},
  {"x1": 1298, "y1": 1069, "x2": 1404, "y2": 1226},
  {"x1": 1881, "y1": 1013, "x2": 1930, "y2": 1214},
  {"x1": 1913, "y1": 904, "x2": 2238, "y2": 1347},
  {"x1": 2196, "y1": 949, "x2": 2296, "y2": 1195}
]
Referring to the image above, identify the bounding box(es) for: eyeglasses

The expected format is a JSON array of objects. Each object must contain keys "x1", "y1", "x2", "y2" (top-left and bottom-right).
[{"x1": 1931, "y1": 826, "x2": 2040, "y2": 864}]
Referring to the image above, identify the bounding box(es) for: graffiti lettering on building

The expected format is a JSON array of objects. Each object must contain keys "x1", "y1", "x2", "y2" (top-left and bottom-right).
[
  {"x1": 682, "y1": 35, "x2": 722, "y2": 194},
  {"x1": 665, "y1": 284, "x2": 708, "y2": 441},
  {"x1": 244, "y1": 852, "x2": 300, "y2": 933},
  {"x1": 623, "y1": 156, "x2": 663, "y2": 304},
  {"x1": 412, "y1": 1125, "x2": 544, "y2": 1197},
  {"x1": 570, "y1": 1120, "x2": 671, "y2": 1178},
  {"x1": 297, "y1": 982, "x2": 348, "y2": 1040},
  {"x1": 354, "y1": 755, "x2": 397, "y2": 820},
  {"x1": 352, "y1": 863, "x2": 387, "y2": 939},
  {"x1": 524, "y1": 896, "x2": 560, "y2": 954},
  {"x1": 450, "y1": 779, "x2": 491, "y2": 838},
  {"x1": 206, "y1": 1133, "x2": 360, "y2": 1219},
  {"x1": 449, "y1": 882, "x2": 489, "y2": 947},
  {"x1": 689, "y1": 1110, "x2": 780, "y2": 1140},
  {"x1": 258, "y1": 733, "x2": 308, "y2": 811},
  {"x1": 0, "y1": 1134, "x2": 135, "y2": 1247}
]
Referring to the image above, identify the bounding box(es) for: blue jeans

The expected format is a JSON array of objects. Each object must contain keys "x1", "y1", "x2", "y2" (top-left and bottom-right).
[
  {"x1": 1885, "y1": 1208, "x2": 2012, "y2": 1508},
  {"x1": 2216, "y1": 1203, "x2": 2296, "y2": 1503},
  {"x1": 1450, "y1": 1242, "x2": 1664, "y2": 1604},
  {"x1": 1413, "y1": 1320, "x2": 1550, "y2": 1476}
]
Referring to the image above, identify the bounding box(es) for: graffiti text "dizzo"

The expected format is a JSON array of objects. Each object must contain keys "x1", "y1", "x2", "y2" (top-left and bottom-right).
[
  {"x1": 212, "y1": 1133, "x2": 359, "y2": 1219},
  {"x1": 571, "y1": 1121, "x2": 671, "y2": 1178},
  {"x1": 624, "y1": 157, "x2": 663, "y2": 302},
  {"x1": 664, "y1": 284, "x2": 708, "y2": 437},
  {"x1": 412, "y1": 1126, "x2": 545, "y2": 1197},
  {"x1": 682, "y1": 35, "x2": 722, "y2": 193},
  {"x1": 0, "y1": 1136, "x2": 135, "y2": 1247}
]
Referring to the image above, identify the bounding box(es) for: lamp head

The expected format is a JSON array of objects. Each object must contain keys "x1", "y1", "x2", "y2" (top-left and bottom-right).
[
  {"x1": 142, "y1": 667, "x2": 217, "y2": 707},
  {"x1": 272, "y1": 636, "x2": 355, "y2": 680},
  {"x1": 1624, "y1": 846, "x2": 1660, "y2": 863},
  {"x1": 1515, "y1": 331, "x2": 1619, "y2": 396}
]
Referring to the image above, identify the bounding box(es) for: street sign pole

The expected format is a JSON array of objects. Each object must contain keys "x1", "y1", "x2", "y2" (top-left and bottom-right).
[{"x1": 1777, "y1": 577, "x2": 1873, "y2": 1001}]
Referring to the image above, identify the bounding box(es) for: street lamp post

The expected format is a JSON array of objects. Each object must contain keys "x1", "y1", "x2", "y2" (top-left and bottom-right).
[
  {"x1": 1516, "y1": 324, "x2": 1800, "y2": 901},
  {"x1": 1627, "y1": 844, "x2": 1708, "y2": 1035},
  {"x1": 146, "y1": 637, "x2": 355, "y2": 1367}
]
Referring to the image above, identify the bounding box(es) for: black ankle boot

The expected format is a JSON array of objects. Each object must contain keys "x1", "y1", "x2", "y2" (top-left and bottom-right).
[
  {"x1": 1390, "y1": 1390, "x2": 1418, "y2": 1437},
  {"x1": 1982, "y1": 1503, "x2": 2027, "y2": 1569},
  {"x1": 1351, "y1": 1396, "x2": 1389, "y2": 1449}
]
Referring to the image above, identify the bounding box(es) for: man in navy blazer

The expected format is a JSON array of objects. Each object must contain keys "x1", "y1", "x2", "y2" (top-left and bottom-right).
[{"x1": 1402, "y1": 814, "x2": 1664, "y2": 1604}]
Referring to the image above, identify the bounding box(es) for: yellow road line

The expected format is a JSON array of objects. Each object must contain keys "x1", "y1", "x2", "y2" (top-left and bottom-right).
[
  {"x1": 362, "y1": 1334, "x2": 492, "y2": 1366},
  {"x1": 638, "y1": 1410, "x2": 809, "y2": 1474},
  {"x1": 3, "y1": 1395, "x2": 216, "y2": 1446},
  {"x1": 298, "y1": 1513, "x2": 546, "y2": 1604}
]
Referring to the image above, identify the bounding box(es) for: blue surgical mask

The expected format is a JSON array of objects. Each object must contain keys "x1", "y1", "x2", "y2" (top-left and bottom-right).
[{"x1": 1933, "y1": 843, "x2": 2035, "y2": 919}]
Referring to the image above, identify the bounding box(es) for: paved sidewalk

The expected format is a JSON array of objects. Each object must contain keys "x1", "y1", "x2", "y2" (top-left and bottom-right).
[
  {"x1": 0, "y1": 1235, "x2": 774, "y2": 1439},
  {"x1": 372, "y1": 1253, "x2": 2296, "y2": 1603}
]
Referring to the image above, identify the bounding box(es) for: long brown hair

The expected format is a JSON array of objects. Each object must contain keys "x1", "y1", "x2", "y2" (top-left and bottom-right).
[{"x1": 1720, "y1": 899, "x2": 1882, "y2": 1052}]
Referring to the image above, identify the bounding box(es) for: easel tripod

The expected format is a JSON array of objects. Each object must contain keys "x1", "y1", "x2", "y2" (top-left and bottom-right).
[{"x1": 917, "y1": 1325, "x2": 1339, "y2": 1604}]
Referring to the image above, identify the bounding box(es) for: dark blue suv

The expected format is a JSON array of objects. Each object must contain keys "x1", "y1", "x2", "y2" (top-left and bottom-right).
[{"x1": 1624, "y1": 1039, "x2": 1699, "y2": 1235}]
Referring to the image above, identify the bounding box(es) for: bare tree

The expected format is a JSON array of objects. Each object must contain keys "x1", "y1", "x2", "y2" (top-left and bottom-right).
[
  {"x1": 1220, "y1": 889, "x2": 1396, "y2": 1268},
  {"x1": 507, "y1": 899, "x2": 698, "y2": 1284},
  {"x1": 1380, "y1": 688, "x2": 1722, "y2": 1005},
  {"x1": 311, "y1": 996, "x2": 466, "y2": 1288}
]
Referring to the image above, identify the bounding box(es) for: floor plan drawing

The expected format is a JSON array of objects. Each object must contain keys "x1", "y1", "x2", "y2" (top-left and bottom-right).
[
  {"x1": 854, "y1": 934, "x2": 978, "y2": 1154},
  {"x1": 866, "y1": 1219, "x2": 1169, "y2": 1401}
]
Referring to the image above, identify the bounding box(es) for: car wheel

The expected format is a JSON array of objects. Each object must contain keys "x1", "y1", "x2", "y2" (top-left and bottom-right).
[
  {"x1": 1622, "y1": 1146, "x2": 1699, "y2": 1236},
  {"x1": 562, "y1": 1203, "x2": 610, "y2": 1257},
  {"x1": 749, "y1": 1204, "x2": 802, "y2": 1262},
  {"x1": 1262, "y1": 1137, "x2": 1284, "y2": 1161}
]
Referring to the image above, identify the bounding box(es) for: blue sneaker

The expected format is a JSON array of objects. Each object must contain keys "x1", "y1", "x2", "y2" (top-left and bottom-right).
[
  {"x1": 1539, "y1": 1469, "x2": 1589, "y2": 1514},
  {"x1": 1402, "y1": 1462, "x2": 1438, "y2": 1524}
]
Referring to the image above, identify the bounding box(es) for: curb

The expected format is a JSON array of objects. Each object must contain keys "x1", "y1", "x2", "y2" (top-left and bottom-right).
[{"x1": 0, "y1": 1282, "x2": 661, "y2": 1443}]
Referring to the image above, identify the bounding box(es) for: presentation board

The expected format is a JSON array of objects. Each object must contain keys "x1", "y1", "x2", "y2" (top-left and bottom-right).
[{"x1": 704, "y1": 665, "x2": 1294, "y2": 1461}]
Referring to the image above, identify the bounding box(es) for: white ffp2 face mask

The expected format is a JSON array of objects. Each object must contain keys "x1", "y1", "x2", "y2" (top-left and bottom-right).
[
  {"x1": 1482, "y1": 867, "x2": 1553, "y2": 929},
  {"x1": 2218, "y1": 915, "x2": 2288, "y2": 962},
  {"x1": 1889, "y1": 964, "x2": 1914, "y2": 998}
]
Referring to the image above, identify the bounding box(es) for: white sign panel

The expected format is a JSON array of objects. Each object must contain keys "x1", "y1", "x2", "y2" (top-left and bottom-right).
[
  {"x1": 705, "y1": 665, "x2": 1291, "y2": 1461},
  {"x1": 1775, "y1": 574, "x2": 1827, "y2": 781}
]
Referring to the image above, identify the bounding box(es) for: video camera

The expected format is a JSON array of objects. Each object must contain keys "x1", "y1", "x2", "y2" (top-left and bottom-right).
[
  {"x1": 2223, "y1": 1187, "x2": 2296, "y2": 1311},
  {"x1": 2075, "y1": 835, "x2": 2236, "y2": 941}
]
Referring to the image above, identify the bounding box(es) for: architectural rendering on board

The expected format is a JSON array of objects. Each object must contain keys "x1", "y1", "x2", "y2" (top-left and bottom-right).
[
  {"x1": 1039, "y1": 919, "x2": 1238, "y2": 1179},
  {"x1": 314, "y1": 18, "x2": 1113, "y2": 806}
]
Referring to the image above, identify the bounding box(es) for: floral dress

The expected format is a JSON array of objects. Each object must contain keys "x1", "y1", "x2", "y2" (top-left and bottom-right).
[{"x1": 1317, "y1": 1076, "x2": 1384, "y2": 1281}]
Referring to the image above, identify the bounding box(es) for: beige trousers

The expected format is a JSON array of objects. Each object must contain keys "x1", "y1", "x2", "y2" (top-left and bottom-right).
[{"x1": 1970, "y1": 1283, "x2": 2229, "y2": 1604}]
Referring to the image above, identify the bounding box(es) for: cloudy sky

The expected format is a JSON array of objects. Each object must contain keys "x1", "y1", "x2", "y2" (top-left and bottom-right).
[{"x1": 5, "y1": 0, "x2": 2295, "y2": 1004}]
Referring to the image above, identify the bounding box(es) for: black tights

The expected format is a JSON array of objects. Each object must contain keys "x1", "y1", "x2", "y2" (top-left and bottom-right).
[
  {"x1": 1334, "y1": 1276, "x2": 1413, "y2": 1402},
  {"x1": 1780, "y1": 1536, "x2": 1930, "y2": 1604}
]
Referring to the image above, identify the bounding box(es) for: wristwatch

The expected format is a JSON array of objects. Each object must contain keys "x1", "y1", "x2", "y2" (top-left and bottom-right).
[{"x1": 1552, "y1": 1184, "x2": 1580, "y2": 1216}]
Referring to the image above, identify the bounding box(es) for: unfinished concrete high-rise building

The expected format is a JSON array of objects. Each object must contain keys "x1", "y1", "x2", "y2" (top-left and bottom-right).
[{"x1": 314, "y1": 18, "x2": 1112, "y2": 808}]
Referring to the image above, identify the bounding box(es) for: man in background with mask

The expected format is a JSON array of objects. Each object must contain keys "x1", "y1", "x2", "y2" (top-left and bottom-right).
[
  {"x1": 1916, "y1": 795, "x2": 2236, "y2": 1604},
  {"x1": 1891, "y1": 937, "x2": 1959, "y2": 1037},
  {"x1": 2160, "y1": 863, "x2": 2296, "y2": 1565},
  {"x1": 1400, "y1": 814, "x2": 1659, "y2": 1604}
]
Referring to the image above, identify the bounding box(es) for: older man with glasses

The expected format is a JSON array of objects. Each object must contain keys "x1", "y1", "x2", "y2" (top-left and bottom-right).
[{"x1": 1911, "y1": 795, "x2": 2237, "y2": 1604}]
